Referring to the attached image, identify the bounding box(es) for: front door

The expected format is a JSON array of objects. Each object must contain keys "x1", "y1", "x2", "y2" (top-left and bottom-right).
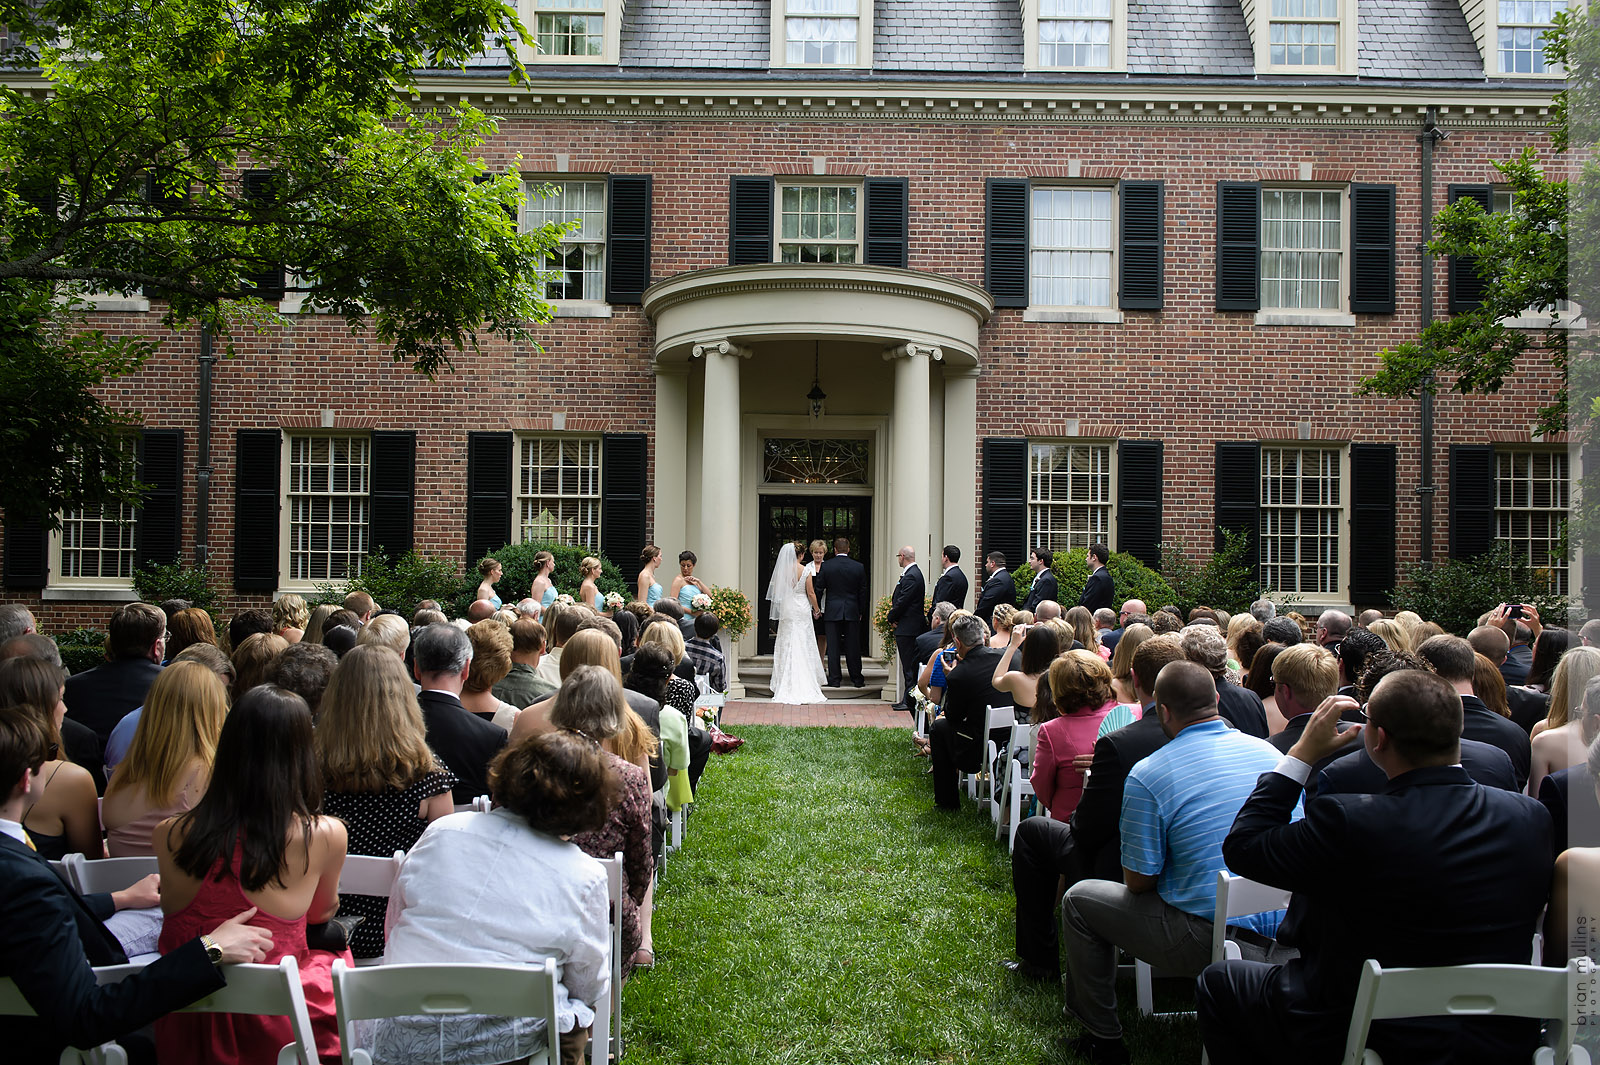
[{"x1": 757, "y1": 495, "x2": 871, "y2": 657}]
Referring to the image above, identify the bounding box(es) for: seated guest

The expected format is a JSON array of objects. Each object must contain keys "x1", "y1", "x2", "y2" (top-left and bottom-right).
[
  {"x1": 1261, "y1": 616, "x2": 1303, "y2": 647},
  {"x1": 1106, "y1": 622, "x2": 1152, "y2": 706},
  {"x1": 105, "y1": 644, "x2": 235, "y2": 779},
  {"x1": 1064, "y1": 606, "x2": 1097, "y2": 653},
  {"x1": 1356, "y1": 608, "x2": 1384, "y2": 627},
  {"x1": 988, "y1": 602, "x2": 1018, "y2": 649},
  {"x1": 921, "y1": 601, "x2": 957, "y2": 664},
  {"x1": 102, "y1": 662, "x2": 228, "y2": 856},
  {"x1": 929, "y1": 614, "x2": 1010, "y2": 811},
  {"x1": 268, "y1": 642, "x2": 336, "y2": 721},
  {"x1": 536, "y1": 603, "x2": 585, "y2": 688},
  {"x1": 1417, "y1": 634, "x2": 1532, "y2": 791},
  {"x1": 494, "y1": 618, "x2": 556, "y2": 709},
  {"x1": 614, "y1": 608, "x2": 639, "y2": 658},
  {"x1": 1544, "y1": 732, "x2": 1600, "y2": 965},
  {"x1": 342, "y1": 591, "x2": 377, "y2": 624},
  {"x1": 322, "y1": 624, "x2": 358, "y2": 659},
  {"x1": 620, "y1": 644, "x2": 680, "y2": 794},
  {"x1": 354, "y1": 614, "x2": 410, "y2": 658},
  {"x1": 684, "y1": 612, "x2": 727, "y2": 694},
  {"x1": 315, "y1": 645, "x2": 457, "y2": 960},
  {"x1": 1334, "y1": 628, "x2": 1386, "y2": 701},
  {"x1": 460, "y1": 620, "x2": 522, "y2": 732},
  {"x1": 226, "y1": 607, "x2": 274, "y2": 652},
  {"x1": 637, "y1": 620, "x2": 700, "y2": 693},
  {"x1": 1529, "y1": 646, "x2": 1600, "y2": 797},
  {"x1": 1031, "y1": 651, "x2": 1118, "y2": 821},
  {"x1": 375, "y1": 731, "x2": 612, "y2": 1065},
  {"x1": 0, "y1": 603, "x2": 36, "y2": 642},
  {"x1": 1183, "y1": 626, "x2": 1269, "y2": 737},
  {"x1": 1472, "y1": 623, "x2": 1550, "y2": 732},
  {"x1": 271, "y1": 594, "x2": 309, "y2": 644},
  {"x1": 1473, "y1": 651, "x2": 1511, "y2": 717},
  {"x1": 1244, "y1": 643, "x2": 1287, "y2": 734},
  {"x1": 513, "y1": 630, "x2": 660, "y2": 786},
  {"x1": 303, "y1": 604, "x2": 339, "y2": 645},
  {"x1": 231, "y1": 631, "x2": 288, "y2": 694},
  {"x1": 1198, "y1": 672, "x2": 1554, "y2": 1065},
  {"x1": 64, "y1": 602, "x2": 165, "y2": 744},
  {"x1": 153, "y1": 686, "x2": 349, "y2": 1064},
  {"x1": 0, "y1": 709, "x2": 271, "y2": 1064},
  {"x1": 1493, "y1": 604, "x2": 1536, "y2": 686},
  {"x1": 1267, "y1": 644, "x2": 1339, "y2": 750},
  {"x1": 413, "y1": 623, "x2": 507, "y2": 804},
  {"x1": 992, "y1": 623, "x2": 1061, "y2": 719},
  {"x1": 549, "y1": 666, "x2": 656, "y2": 975},
  {"x1": 0, "y1": 657, "x2": 104, "y2": 859},
  {"x1": 1537, "y1": 678, "x2": 1600, "y2": 858},
  {"x1": 1366, "y1": 618, "x2": 1412, "y2": 654},
  {"x1": 1, "y1": 633, "x2": 106, "y2": 793},
  {"x1": 1313, "y1": 609, "x2": 1351, "y2": 649},
  {"x1": 166, "y1": 607, "x2": 219, "y2": 660},
  {"x1": 1059, "y1": 660, "x2": 1288, "y2": 1064}
]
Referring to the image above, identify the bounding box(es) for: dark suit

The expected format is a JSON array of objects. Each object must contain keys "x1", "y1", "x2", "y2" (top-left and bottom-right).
[
  {"x1": 974, "y1": 569, "x2": 1016, "y2": 627},
  {"x1": 1020, "y1": 569, "x2": 1058, "y2": 615},
  {"x1": 1316, "y1": 738, "x2": 1517, "y2": 797},
  {"x1": 912, "y1": 628, "x2": 944, "y2": 671},
  {"x1": 64, "y1": 657, "x2": 163, "y2": 744},
  {"x1": 817, "y1": 553, "x2": 870, "y2": 688},
  {"x1": 1538, "y1": 763, "x2": 1600, "y2": 859},
  {"x1": 418, "y1": 689, "x2": 509, "y2": 804},
  {"x1": 61, "y1": 717, "x2": 107, "y2": 795},
  {"x1": 1198, "y1": 767, "x2": 1553, "y2": 1065},
  {"x1": 1078, "y1": 566, "x2": 1114, "y2": 612},
  {"x1": 1506, "y1": 685, "x2": 1550, "y2": 734},
  {"x1": 0, "y1": 834, "x2": 224, "y2": 1063},
  {"x1": 886, "y1": 564, "x2": 928, "y2": 702},
  {"x1": 1215, "y1": 677, "x2": 1270, "y2": 738},
  {"x1": 1460, "y1": 693, "x2": 1531, "y2": 792},
  {"x1": 929, "y1": 646, "x2": 1011, "y2": 809},
  {"x1": 1500, "y1": 643, "x2": 1532, "y2": 687},
  {"x1": 1010, "y1": 707, "x2": 1167, "y2": 972},
  {"x1": 929, "y1": 565, "x2": 968, "y2": 621}
]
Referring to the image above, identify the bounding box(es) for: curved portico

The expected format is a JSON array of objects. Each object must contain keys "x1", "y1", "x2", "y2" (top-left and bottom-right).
[{"x1": 642, "y1": 264, "x2": 992, "y2": 682}]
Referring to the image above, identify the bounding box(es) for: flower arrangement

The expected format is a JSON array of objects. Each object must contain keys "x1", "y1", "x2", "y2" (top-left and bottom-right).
[
  {"x1": 603, "y1": 591, "x2": 624, "y2": 610},
  {"x1": 690, "y1": 593, "x2": 713, "y2": 611},
  {"x1": 704, "y1": 585, "x2": 753, "y2": 642},
  {"x1": 555, "y1": 593, "x2": 576, "y2": 606},
  {"x1": 694, "y1": 703, "x2": 718, "y2": 729},
  {"x1": 871, "y1": 595, "x2": 895, "y2": 662}
]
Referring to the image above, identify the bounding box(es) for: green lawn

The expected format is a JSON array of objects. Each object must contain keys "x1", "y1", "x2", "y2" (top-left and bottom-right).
[{"x1": 622, "y1": 724, "x2": 1205, "y2": 1064}]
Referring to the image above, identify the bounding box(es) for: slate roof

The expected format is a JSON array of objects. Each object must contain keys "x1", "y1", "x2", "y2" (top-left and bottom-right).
[
  {"x1": 623, "y1": 0, "x2": 769, "y2": 69},
  {"x1": 1127, "y1": 0, "x2": 1255, "y2": 76},
  {"x1": 1357, "y1": 0, "x2": 1486, "y2": 78},
  {"x1": 873, "y1": 0, "x2": 1024, "y2": 73}
]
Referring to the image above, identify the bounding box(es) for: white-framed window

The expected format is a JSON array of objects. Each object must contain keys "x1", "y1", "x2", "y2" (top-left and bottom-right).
[
  {"x1": 1259, "y1": 445, "x2": 1345, "y2": 597},
  {"x1": 285, "y1": 434, "x2": 370, "y2": 584},
  {"x1": 1251, "y1": 0, "x2": 1354, "y2": 73},
  {"x1": 1039, "y1": 0, "x2": 1112, "y2": 67},
  {"x1": 526, "y1": 0, "x2": 623, "y2": 64},
  {"x1": 51, "y1": 502, "x2": 138, "y2": 588},
  {"x1": 777, "y1": 182, "x2": 861, "y2": 264},
  {"x1": 524, "y1": 179, "x2": 606, "y2": 300},
  {"x1": 1028, "y1": 442, "x2": 1113, "y2": 554},
  {"x1": 1260, "y1": 188, "x2": 1345, "y2": 311},
  {"x1": 771, "y1": 0, "x2": 872, "y2": 68},
  {"x1": 1498, "y1": 0, "x2": 1567, "y2": 74},
  {"x1": 1496, "y1": 448, "x2": 1569, "y2": 594},
  {"x1": 516, "y1": 436, "x2": 601, "y2": 550},
  {"x1": 1031, "y1": 186, "x2": 1114, "y2": 308}
]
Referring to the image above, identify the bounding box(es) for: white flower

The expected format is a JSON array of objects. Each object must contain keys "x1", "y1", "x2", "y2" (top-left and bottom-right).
[
  {"x1": 556, "y1": 593, "x2": 576, "y2": 606},
  {"x1": 691, "y1": 594, "x2": 712, "y2": 610},
  {"x1": 604, "y1": 592, "x2": 624, "y2": 607}
]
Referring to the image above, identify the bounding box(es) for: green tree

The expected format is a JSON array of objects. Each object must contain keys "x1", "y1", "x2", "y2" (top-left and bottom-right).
[{"x1": 0, "y1": 0, "x2": 566, "y2": 521}]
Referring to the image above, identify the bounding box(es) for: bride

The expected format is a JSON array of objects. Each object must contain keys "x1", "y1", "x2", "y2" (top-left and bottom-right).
[{"x1": 766, "y1": 542, "x2": 828, "y2": 704}]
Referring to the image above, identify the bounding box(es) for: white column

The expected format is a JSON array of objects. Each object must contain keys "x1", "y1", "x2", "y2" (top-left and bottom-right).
[
  {"x1": 652, "y1": 363, "x2": 689, "y2": 557},
  {"x1": 885, "y1": 343, "x2": 939, "y2": 704},
  {"x1": 943, "y1": 366, "x2": 980, "y2": 566},
  {"x1": 692, "y1": 340, "x2": 750, "y2": 669}
]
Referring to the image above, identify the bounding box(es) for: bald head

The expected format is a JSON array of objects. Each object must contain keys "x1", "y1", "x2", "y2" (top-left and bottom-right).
[
  {"x1": 896, "y1": 545, "x2": 916, "y2": 565},
  {"x1": 1467, "y1": 625, "x2": 1510, "y2": 666},
  {"x1": 1316, "y1": 610, "x2": 1351, "y2": 646},
  {"x1": 1154, "y1": 660, "x2": 1221, "y2": 731},
  {"x1": 466, "y1": 599, "x2": 498, "y2": 622},
  {"x1": 1120, "y1": 599, "x2": 1147, "y2": 622},
  {"x1": 1036, "y1": 600, "x2": 1062, "y2": 621}
]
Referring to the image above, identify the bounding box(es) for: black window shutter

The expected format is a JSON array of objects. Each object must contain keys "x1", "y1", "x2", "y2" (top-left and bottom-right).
[
  {"x1": 606, "y1": 175, "x2": 652, "y2": 304},
  {"x1": 134, "y1": 429, "x2": 184, "y2": 568},
  {"x1": 600, "y1": 433, "x2": 648, "y2": 586},
  {"x1": 981, "y1": 437, "x2": 1028, "y2": 570},
  {"x1": 1348, "y1": 444, "x2": 1397, "y2": 607},
  {"x1": 863, "y1": 177, "x2": 909, "y2": 268},
  {"x1": 3, "y1": 513, "x2": 48, "y2": 589},
  {"x1": 1115, "y1": 440, "x2": 1163, "y2": 568},
  {"x1": 985, "y1": 179, "x2": 1029, "y2": 309},
  {"x1": 1448, "y1": 185, "x2": 1494, "y2": 312},
  {"x1": 241, "y1": 170, "x2": 286, "y2": 301},
  {"x1": 1214, "y1": 442, "x2": 1261, "y2": 572},
  {"x1": 233, "y1": 429, "x2": 281, "y2": 592},
  {"x1": 1118, "y1": 181, "x2": 1164, "y2": 311},
  {"x1": 1216, "y1": 182, "x2": 1261, "y2": 311},
  {"x1": 465, "y1": 431, "x2": 513, "y2": 565},
  {"x1": 368, "y1": 431, "x2": 416, "y2": 558},
  {"x1": 729, "y1": 176, "x2": 774, "y2": 266},
  {"x1": 1350, "y1": 184, "x2": 1396, "y2": 314},
  {"x1": 1449, "y1": 444, "x2": 1496, "y2": 559}
]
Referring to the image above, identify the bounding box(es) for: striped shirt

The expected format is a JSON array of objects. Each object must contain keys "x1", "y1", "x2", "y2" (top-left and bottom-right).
[{"x1": 1119, "y1": 717, "x2": 1295, "y2": 935}]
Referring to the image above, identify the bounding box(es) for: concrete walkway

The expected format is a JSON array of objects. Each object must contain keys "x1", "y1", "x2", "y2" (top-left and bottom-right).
[{"x1": 721, "y1": 699, "x2": 909, "y2": 728}]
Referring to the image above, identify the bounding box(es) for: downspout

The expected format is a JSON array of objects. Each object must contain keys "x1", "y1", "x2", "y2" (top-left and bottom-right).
[
  {"x1": 194, "y1": 324, "x2": 215, "y2": 568},
  {"x1": 1418, "y1": 107, "x2": 1445, "y2": 568}
]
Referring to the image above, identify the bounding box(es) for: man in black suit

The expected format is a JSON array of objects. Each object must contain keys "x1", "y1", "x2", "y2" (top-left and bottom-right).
[
  {"x1": 915, "y1": 602, "x2": 956, "y2": 675},
  {"x1": 1539, "y1": 758, "x2": 1600, "y2": 859},
  {"x1": 1417, "y1": 633, "x2": 1532, "y2": 790},
  {"x1": 884, "y1": 545, "x2": 928, "y2": 710},
  {"x1": 814, "y1": 537, "x2": 869, "y2": 688},
  {"x1": 1320, "y1": 736, "x2": 1517, "y2": 796},
  {"x1": 929, "y1": 613, "x2": 1010, "y2": 810},
  {"x1": 1020, "y1": 548, "x2": 1058, "y2": 615},
  {"x1": 974, "y1": 551, "x2": 1016, "y2": 628},
  {"x1": 1078, "y1": 542, "x2": 1114, "y2": 612},
  {"x1": 0, "y1": 710, "x2": 273, "y2": 1064},
  {"x1": 413, "y1": 623, "x2": 508, "y2": 803},
  {"x1": 928, "y1": 544, "x2": 969, "y2": 622},
  {"x1": 1181, "y1": 626, "x2": 1270, "y2": 738},
  {"x1": 1198, "y1": 673, "x2": 1554, "y2": 1065},
  {"x1": 63, "y1": 602, "x2": 166, "y2": 745},
  {"x1": 1469, "y1": 623, "x2": 1549, "y2": 732},
  {"x1": 1003, "y1": 634, "x2": 1185, "y2": 979}
]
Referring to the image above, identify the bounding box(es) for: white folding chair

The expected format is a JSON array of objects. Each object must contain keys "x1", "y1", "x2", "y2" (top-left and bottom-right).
[
  {"x1": 963, "y1": 705, "x2": 1007, "y2": 806},
  {"x1": 332, "y1": 957, "x2": 563, "y2": 1065},
  {"x1": 1210, "y1": 871, "x2": 1292, "y2": 964},
  {"x1": 1341, "y1": 957, "x2": 1592, "y2": 1065},
  {"x1": 993, "y1": 722, "x2": 1035, "y2": 844},
  {"x1": 0, "y1": 975, "x2": 129, "y2": 1064},
  {"x1": 336, "y1": 851, "x2": 406, "y2": 968},
  {"x1": 450, "y1": 803, "x2": 474, "y2": 814},
  {"x1": 591, "y1": 851, "x2": 624, "y2": 1065},
  {"x1": 472, "y1": 794, "x2": 493, "y2": 813},
  {"x1": 63, "y1": 854, "x2": 159, "y2": 895}
]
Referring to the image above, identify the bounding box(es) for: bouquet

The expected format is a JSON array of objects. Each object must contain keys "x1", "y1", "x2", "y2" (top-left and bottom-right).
[
  {"x1": 690, "y1": 593, "x2": 712, "y2": 611},
  {"x1": 555, "y1": 593, "x2": 576, "y2": 606},
  {"x1": 603, "y1": 591, "x2": 624, "y2": 610}
]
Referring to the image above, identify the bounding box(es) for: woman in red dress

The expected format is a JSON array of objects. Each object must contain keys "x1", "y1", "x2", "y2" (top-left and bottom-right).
[{"x1": 154, "y1": 684, "x2": 350, "y2": 1064}]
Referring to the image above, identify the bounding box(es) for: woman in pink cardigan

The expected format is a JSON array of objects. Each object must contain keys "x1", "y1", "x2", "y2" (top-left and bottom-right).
[{"x1": 1031, "y1": 650, "x2": 1120, "y2": 821}]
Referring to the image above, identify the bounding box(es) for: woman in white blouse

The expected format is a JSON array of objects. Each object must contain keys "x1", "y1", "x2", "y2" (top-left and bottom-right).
[{"x1": 373, "y1": 730, "x2": 619, "y2": 1065}]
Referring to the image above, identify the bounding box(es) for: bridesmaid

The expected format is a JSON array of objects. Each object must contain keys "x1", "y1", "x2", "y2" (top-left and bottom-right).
[
  {"x1": 670, "y1": 550, "x2": 707, "y2": 611},
  {"x1": 578, "y1": 556, "x2": 603, "y2": 613},
  {"x1": 529, "y1": 550, "x2": 558, "y2": 609},
  {"x1": 637, "y1": 544, "x2": 664, "y2": 607},
  {"x1": 475, "y1": 557, "x2": 503, "y2": 610}
]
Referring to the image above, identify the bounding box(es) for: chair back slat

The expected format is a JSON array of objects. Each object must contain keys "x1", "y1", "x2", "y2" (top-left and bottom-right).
[
  {"x1": 64, "y1": 854, "x2": 160, "y2": 895},
  {"x1": 338, "y1": 851, "x2": 404, "y2": 897}
]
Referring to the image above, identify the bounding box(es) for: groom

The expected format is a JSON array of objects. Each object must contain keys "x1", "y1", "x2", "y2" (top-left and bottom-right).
[{"x1": 813, "y1": 537, "x2": 868, "y2": 688}]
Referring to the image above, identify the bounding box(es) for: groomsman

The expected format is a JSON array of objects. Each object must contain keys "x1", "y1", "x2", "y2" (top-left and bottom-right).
[
  {"x1": 975, "y1": 551, "x2": 1016, "y2": 628},
  {"x1": 1020, "y1": 548, "x2": 1058, "y2": 614},
  {"x1": 886, "y1": 546, "x2": 928, "y2": 710},
  {"x1": 928, "y1": 545, "x2": 969, "y2": 623}
]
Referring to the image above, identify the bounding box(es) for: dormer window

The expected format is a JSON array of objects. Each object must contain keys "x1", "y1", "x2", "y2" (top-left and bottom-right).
[
  {"x1": 1248, "y1": 0, "x2": 1355, "y2": 73},
  {"x1": 1022, "y1": 0, "x2": 1125, "y2": 71},
  {"x1": 1498, "y1": 0, "x2": 1567, "y2": 74},
  {"x1": 772, "y1": 0, "x2": 872, "y2": 68},
  {"x1": 526, "y1": 0, "x2": 623, "y2": 64}
]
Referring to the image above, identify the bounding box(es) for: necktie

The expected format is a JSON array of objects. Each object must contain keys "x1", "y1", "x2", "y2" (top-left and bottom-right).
[{"x1": 22, "y1": 829, "x2": 36, "y2": 852}]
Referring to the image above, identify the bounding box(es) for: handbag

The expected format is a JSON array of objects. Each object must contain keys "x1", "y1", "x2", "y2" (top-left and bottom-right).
[{"x1": 306, "y1": 913, "x2": 365, "y2": 953}]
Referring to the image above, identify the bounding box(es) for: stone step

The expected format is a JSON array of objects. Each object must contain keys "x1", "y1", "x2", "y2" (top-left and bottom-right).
[{"x1": 738, "y1": 654, "x2": 893, "y2": 701}]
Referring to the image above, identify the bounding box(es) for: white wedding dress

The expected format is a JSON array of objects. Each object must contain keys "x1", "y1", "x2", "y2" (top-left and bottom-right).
[{"x1": 766, "y1": 543, "x2": 828, "y2": 704}]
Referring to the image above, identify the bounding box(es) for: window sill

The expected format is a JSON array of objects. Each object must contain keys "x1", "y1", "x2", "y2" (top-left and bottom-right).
[
  {"x1": 552, "y1": 300, "x2": 613, "y2": 319},
  {"x1": 42, "y1": 586, "x2": 139, "y2": 602},
  {"x1": 82, "y1": 295, "x2": 150, "y2": 313},
  {"x1": 1502, "y1": 313, "x2": 1586, "y2": 330},
  {"x1": 1023, "y1": 308, "x2": 1124, "y2": 324},
  {"x1": 1254, "y1": 311, "x2": 1356, "y2": 328}
]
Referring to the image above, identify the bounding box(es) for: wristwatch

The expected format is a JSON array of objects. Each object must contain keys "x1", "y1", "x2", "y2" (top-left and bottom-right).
[{"x1": 199, "y1": 934, "x2": 223, "y2": 966}]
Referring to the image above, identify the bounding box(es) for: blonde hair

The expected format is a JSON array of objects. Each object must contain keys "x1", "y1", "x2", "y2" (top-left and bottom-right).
[
  {"x1": 1366, "y1": 619, "x2": 1413, "y2": 654},
  {"x1": 1271, "y1": 643, "x2": 1339, "y2": 708},
  {"x1": 991, "y1": 603, "x2": 1018, "y2": 631},
  {"x1": 1109, "y1": 623, "x2": 1153, "y2": 686},
  {"x1": 106, "y1": 661, "x2": 228, "y2": 807},
  {"x1": 316, "y1": 644, "x2": 439, "y2": 793},
  {"x1": 272, "y1": 594, "x2": 310, "y2": 632},
  {"x1": 1226, "y1": 612, "x2": 1258, "y2": 646},
  {"x1": 640, "y1": 619, "x2": 686, "y2": 667},
  {"x1": 304, "y1": 603, "x2": 339, "y2": 645},
  {"x1": 232, "y1": 632, "x2": 289, "y2": 693},
  {"x1": 1393, "y1": 610, "x2": 1424, "y2": 636},
  {"x1": 466, "y1": 619, "x2": 514, "y2": 693},
  {"x1": 579, "y1": 556, "x2": 601, "y2": 578},
  {"x1": 1064, "y1": 606, "x2": 1096, "y2": 650},
  {"x1": 1547, "y1": 647, "x2": 1600, "y2": 730},
  {"x1": 355, "y1": 614, "x2": 410, "y2": 656},
  {"x1": 560, "y1": 628, "x2": 623, "y2": 681},
  {"x1": 808, "y1": 539, "x2": 827, "y2": 556}
]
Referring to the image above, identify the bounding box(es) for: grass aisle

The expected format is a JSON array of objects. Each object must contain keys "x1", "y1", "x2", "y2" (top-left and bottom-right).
[{"x1": 623, "y1": 724, "x2": 1204, "y2": 1064}]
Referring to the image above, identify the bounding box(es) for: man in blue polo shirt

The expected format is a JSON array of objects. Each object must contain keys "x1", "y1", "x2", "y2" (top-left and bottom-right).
[{"x1": 1059, "y1": 660, "x2": 1293, "y2": 1065}]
